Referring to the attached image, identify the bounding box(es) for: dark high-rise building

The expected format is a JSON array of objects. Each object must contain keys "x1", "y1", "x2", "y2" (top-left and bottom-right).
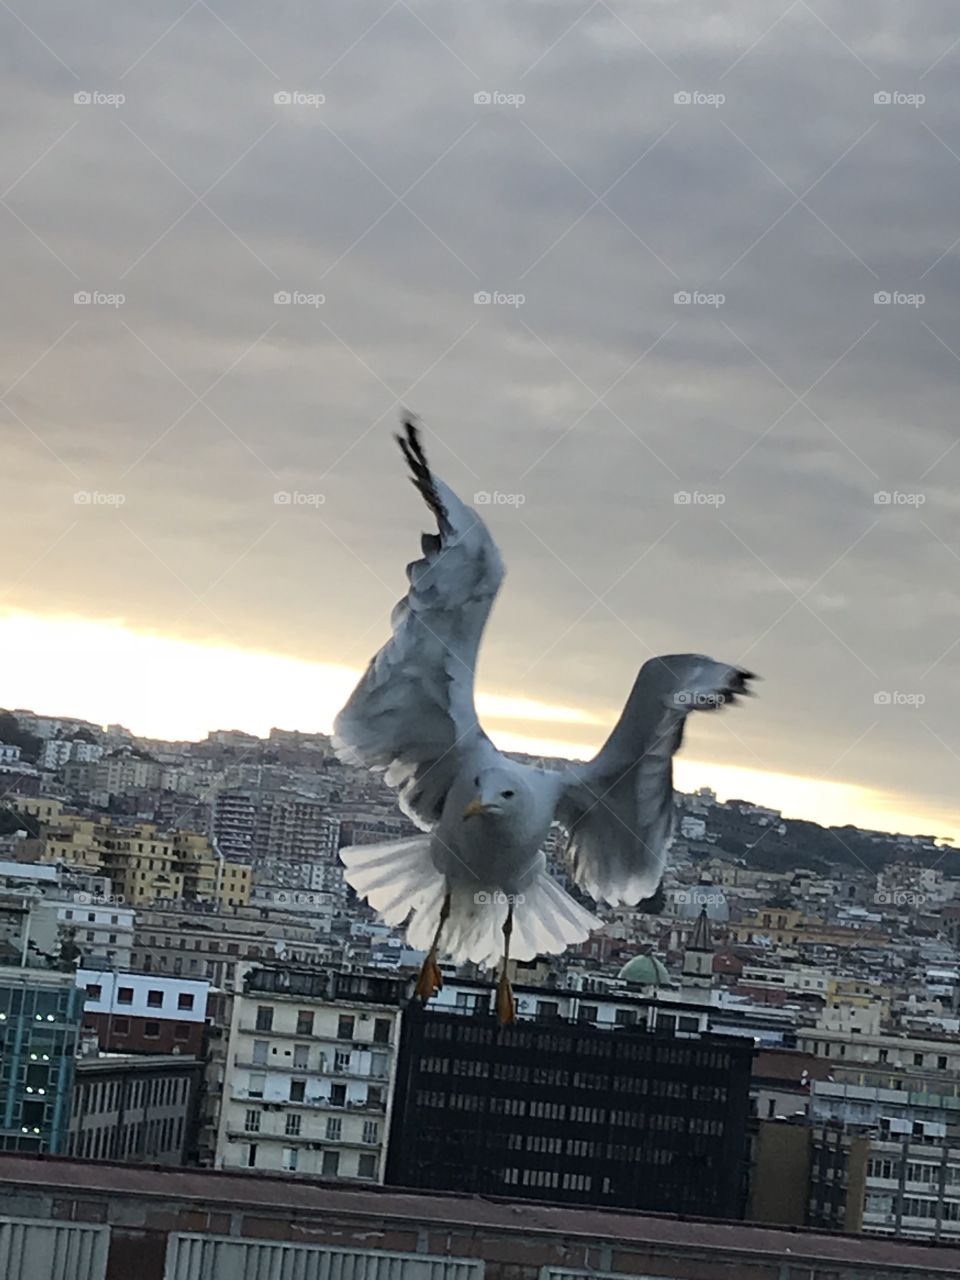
[{"x1": 386, "y1": 1005, "x2": 753, "y2": 1218}]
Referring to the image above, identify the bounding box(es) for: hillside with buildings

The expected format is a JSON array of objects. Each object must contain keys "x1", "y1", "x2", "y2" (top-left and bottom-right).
[{"x1": 1, "y1": 705, "x2": 960, "y2": 1268}]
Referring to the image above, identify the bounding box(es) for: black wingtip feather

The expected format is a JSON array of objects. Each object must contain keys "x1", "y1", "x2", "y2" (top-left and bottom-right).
[{"x1": 395, "y1": 411, "x2": 452, "y2": 539}]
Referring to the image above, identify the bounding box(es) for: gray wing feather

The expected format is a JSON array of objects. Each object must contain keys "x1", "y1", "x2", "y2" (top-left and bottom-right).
[
  {"x1": 333, "y1": 417, "x2": 504, "y2": 829},
  {"x1": 554, "y1": 655, "x2": 755, "y2": 906}
]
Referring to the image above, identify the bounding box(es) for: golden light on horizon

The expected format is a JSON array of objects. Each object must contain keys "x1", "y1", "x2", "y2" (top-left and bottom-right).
[{"x1": 1, "y1": 608, "x2": 955, "y2": 842}]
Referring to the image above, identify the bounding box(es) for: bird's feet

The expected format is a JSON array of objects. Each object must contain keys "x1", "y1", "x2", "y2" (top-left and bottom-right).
[
  {"x1": 495, "y1": 971, "x2": 516, "y2": 1025},
  {"x1": 415, "y1": 949, "x2": 443, "y2": 1003}
]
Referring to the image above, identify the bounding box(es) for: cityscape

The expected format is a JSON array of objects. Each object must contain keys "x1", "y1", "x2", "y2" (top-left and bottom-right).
[
  {"x1": 1, "y1": 704, "x2": 959, "y2": 1277},
  {"x1": 6, "y1": 3, "x2": 960, "y2": 1279}
]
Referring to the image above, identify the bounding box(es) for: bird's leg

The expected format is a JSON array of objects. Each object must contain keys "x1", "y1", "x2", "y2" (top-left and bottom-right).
[
  {"x1": 415, "y1": 891, "x2": 450, "y2": 1004},
  {"x1": 495, "y1": 902, "x2": 516, "y2": 1025}
]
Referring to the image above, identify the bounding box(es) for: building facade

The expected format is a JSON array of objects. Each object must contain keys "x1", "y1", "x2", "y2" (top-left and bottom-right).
[
  {"x1": 66, "y1": 1053, "x2": 203, "y2": 1165},
  {"x1": 216, "y1": 965, "x2": 407, "y2": 1181},
  {"x1": 77, "y1": 970, "x2": 209, "y2": 1056},
  {"x1": 386, "y1": 1004, "x2": 753, "y2": 1217},
  {"x1": 0, "y1": 967, "x2": 83, "y2": 1153}
]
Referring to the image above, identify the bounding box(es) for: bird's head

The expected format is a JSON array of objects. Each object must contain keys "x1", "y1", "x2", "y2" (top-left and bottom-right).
[{"x1": 462, "y1": 766, "x2": 528, "y2": 821}]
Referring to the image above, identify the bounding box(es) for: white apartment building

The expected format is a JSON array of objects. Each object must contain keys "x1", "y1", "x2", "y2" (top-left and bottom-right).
[
  {"x1": 215, "y1": 966, "x2": 408, "y2": 1181},
  {"x1": 798, "y1": 1027, "x2": 960, "y2": 1074},
  {"x1": 58, "y1": 901, "x2": 135, "y2": 969},
  {"x1": 76, "y1": 970, "x2": 210, "y2": 1026}
]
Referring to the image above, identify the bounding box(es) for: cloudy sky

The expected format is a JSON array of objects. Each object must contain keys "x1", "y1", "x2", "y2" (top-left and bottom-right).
[{"x1": 2, "y1": 2, "x2": 960, "y2": 839}]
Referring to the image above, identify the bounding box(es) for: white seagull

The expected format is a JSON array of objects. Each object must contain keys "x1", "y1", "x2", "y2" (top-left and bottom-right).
[{"x1": 335, "y1": 417, "x2": 756, "y2": 1021}]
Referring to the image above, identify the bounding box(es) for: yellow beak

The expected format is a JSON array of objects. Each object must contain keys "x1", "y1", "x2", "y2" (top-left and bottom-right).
[{"x1": 463, "y1": 796, "x2": 488, "y2": 819}]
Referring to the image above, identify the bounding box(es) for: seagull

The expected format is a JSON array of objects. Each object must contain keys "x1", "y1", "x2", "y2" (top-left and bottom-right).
[{"x1": 335, "y1": 416, "x2": 756, "y2": 1022}]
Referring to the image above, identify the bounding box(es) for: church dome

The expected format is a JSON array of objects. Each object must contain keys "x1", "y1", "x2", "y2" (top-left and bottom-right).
[{"x1": 618, "y1": 953, "x2": 670, "y2": 986}]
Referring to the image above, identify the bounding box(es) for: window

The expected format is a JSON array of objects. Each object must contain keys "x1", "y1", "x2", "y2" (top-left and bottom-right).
[
  {"x1": 362, "y1": 1120, "x2": 379, "y2": 1144},
  {"x1": 248, "y1": 1072, "x2": 266, "y2": 1099},
  {"x1": 285, "y1": 1113, "x2": 301, "y2": 1136},
  {"x1": 373, "y1": 1018, "x2": 391, "y2": 1044},
  {"x1": 114, "y1": 1017, "x2": 129, "y2": 1034},
  {"x1": 293, "y1": 1044, "x2": 309, "y2": 1069},
  {"x1": 296, "y1": 1010, "x2": 314, "y2": 1036},
  {"x1": 538, "y1": 1000, "x2": 560, "y2": 1019},
  {"x1": 357, "y1": 1153, "x2": 377, "y2": 1179},
  {"x1": 147, "y1": 990, "x2": 163, "y2": 1008},
  {"x1": 366, "y1": 1086, "x2": 383, "y2": 1108},
  {"x1": 938, "y1": 1055, "x2": 948, "y2": 1070},
  {"x1": 244, "y1": 1109, "x2": 260, "y2": 1132},
  {"x1": 337, "y1": 1015, "x2": 355, "y2": 1040},
  {"x1": 335, "y1": 1050, "x2": 351, "y2": 1073},
  {"x1": 177, "y1": 993, "x2": 194, "y2": 1011},
  {"x1": 117, "y1": 987, "x2": 133, "y2": 1005},
  {"x1": 85, "y1": 984, "x2": 102, "y2": 1000},
  {"x1": 331, "y1": 1084, "x2": 346, "y2": 1107},
  {"x1": 914, "y1": 1052, "x2": 924, "y2": 1067},
  {"x1": 144, "y1": 1021, "x2": 160, "y2": 1038},
  {"x1": 767, "y1": 1098, "x2": 776, "y2": 1118},
  {"x1": 290, "y1": 1079, "x2": 306, "y2": 1102},
  {"x1": 578, "y1": 1004, "x2": 598, "y2": 1022},
  {"x1": 321, "y1": 1150, "x2": 339, "y2": 1176},
  {"x1": 614, "y1": 1008, "x2": 637, "y2": 1026},
  {"x1": 252, "y1": 1040, "x2": 269, "y2": 1065},
  {"x1": 255, "y1": 1006, "x2": 273, "y2": 1032},
  {"x1": 282, "y1": 1146, "x2": 298, "y2": 1171},
  {"x1": 247, "y1": 1143, "x2": 257, "y2": 1167},
  {"x1": 878, "y1": 1048, "x2": 888, "y2": 1063},
  {"x1": 326, "y1": 1116, "x2": 342, "y2": 1141},
  {"x1": 174, "y1": 1022, "x2": 190, "y2": 1041}
]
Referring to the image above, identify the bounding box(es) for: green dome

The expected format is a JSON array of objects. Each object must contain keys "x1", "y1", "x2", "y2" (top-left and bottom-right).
[{"x1": 618, "y1": 953, "x2": 669, "y2": 986}]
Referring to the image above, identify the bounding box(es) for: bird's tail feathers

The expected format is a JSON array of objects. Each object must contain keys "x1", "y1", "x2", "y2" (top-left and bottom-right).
[
  {"x1": 340, "y1": 836, "x2": 441, "y2": 928},
  {"x1": 341, "y1": 840, "x2": 601, "y2": 968}
]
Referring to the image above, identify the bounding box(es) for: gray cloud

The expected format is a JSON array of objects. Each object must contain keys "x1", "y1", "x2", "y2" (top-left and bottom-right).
[{"x1": 2, "y1": 2, "x2": 960, "y2": 828}]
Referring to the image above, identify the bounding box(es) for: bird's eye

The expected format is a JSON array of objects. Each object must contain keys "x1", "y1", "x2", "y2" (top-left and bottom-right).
[{"x1": 501, "y1": 789, "x2": 514, "y2": 799}]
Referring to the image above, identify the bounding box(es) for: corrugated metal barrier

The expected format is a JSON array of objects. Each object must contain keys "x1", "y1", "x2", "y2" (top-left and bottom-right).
[
  {"x1": 164, "y1": 1236, "x2": 485, "y2": 1280},
  {"x1": 0, "y1": 1216, "x2": 110, "y2": 1280},
  {"x1": 542, "y1": 1270, "x2": 672, "y2": 1280}
]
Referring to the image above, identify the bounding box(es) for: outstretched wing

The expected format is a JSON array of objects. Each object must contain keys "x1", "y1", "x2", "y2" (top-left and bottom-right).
[
  {"x1": 553, "y1": 655, "x2": 755, "y2": 906},
  {"x1": 333, "y1": 416, "x2": 504, "y2": 829}
]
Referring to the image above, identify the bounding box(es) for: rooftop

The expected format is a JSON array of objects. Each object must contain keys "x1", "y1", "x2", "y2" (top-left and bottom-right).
[{"x1": 0, "y1": 1155, "x2": 959, "y2": 1275}]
